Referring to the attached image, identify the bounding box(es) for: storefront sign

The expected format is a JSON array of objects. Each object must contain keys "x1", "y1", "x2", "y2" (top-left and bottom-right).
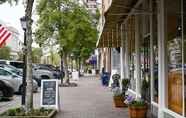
[{"x1": 41, "y1": 79, "x2": 59, "y2": 109}]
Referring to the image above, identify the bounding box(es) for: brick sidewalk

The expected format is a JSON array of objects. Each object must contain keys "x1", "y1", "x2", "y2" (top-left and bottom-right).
[{"x1": 55, "y1": 76, "x2": 129, "y2": 118}]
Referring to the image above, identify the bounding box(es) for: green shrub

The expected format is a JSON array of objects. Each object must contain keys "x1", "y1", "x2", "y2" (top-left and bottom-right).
[
  {"x1": 129, "y1": 100, "x2": 146, "y2": 107},
  {"x1": 0, "y1": 107, "x2": 53, "y2": 116}
]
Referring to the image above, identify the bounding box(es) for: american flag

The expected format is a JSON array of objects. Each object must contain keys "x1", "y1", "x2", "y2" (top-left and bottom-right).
[{"x1": 0, "y1": 24, "x2": 12, "y2": 47}]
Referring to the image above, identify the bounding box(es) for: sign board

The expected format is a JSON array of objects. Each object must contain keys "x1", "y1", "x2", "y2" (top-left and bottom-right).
[
  {"x1": 112, "y1": 74, "x2": 120, "y2": 80},
  {"x1": 41, "y1": 79, "x2": 59, "y2": 109}
]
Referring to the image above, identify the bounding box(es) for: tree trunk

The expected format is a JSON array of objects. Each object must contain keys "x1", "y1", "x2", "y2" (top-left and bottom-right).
[
  {"x1": 63, "y1": 52, "x2": 69, "y2": 84},
  {"x1": 25, "y1": 0, "x2": 34, "y2": 112},
  {"x1": 78, "y1": 58, "x2": 81, "y2": 76},
  {"x1": 60, "y1": 51, "x2": 64, "y2": 85}
]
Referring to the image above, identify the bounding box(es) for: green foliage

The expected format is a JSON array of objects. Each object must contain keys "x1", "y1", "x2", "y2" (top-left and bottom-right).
[
  {"x1": 129, "y1": 100, "x2": 146, "y2": 107},
  {"x1": 122, "y1": 79, "x2": 130, "y2": 87},
  {"x1": 0, "y1": 46, "x2": 11, "y2": 59},
  {"x1": 35, "y1": 0, "x2": 98, "y2": 60},
  {"x1": 141, "y1": 79, "x2": 149, "y2": 90},
  {"x1": 141, "y1": 79, "x2": 149, "y2": 101},
  {"x1": 32, "y1": 48, "x2": 42, "y2": 63},
  {"x1": 121, "y1": 79, "x2": 130, "y2": 96},
  {"x1": 0, "y1": 107, "x2": 53, "y2": 116}
]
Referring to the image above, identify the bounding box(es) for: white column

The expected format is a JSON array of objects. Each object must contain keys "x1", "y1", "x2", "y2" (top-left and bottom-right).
[
  {"x1": 158, "y1": 0, "x2": 167, "y2": 117},
  {"x1": 149, "y1": 0, "x2": 154, "y2": 104},
  {"x1": 181, "y1": 0, "x2": 185, "y2": 116},
  {"x1": 120, "y1": 24, "x2": 125, "y2": 79},
  {"x1": 106, "y1": 48, "x2": 111, "y2": 73},
  {"x1": 124, "y1": 25, "x2": 129, "y2": 79},
  {"x1": 135, "y1": 15, "x2": 141, "y2": 98}
]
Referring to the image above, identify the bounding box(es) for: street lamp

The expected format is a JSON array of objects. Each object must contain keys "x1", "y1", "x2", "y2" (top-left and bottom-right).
[{"x1": 20, "y1": 16, "x2": 27, "y2": 105}]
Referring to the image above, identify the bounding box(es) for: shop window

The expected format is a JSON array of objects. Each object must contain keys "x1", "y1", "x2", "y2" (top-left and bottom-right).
[
  {"x1": 165, "y1": 0, "x2": 184, "y2": 115},
  {"x1": 112, "y1": 48, "x2": 120, "y2": 70},
  {"x1": 137, "y1": 0, "x2": 151, "y2": 102},
  {"x1": 152, "y1": 0, "x2": 159, "y2": 104},
  {"x1": 128, "y1": 16, "x2": 136, "y2": 91},
  {"x1": 140, "y1": 35, "x2": 151, "y2": 101}
]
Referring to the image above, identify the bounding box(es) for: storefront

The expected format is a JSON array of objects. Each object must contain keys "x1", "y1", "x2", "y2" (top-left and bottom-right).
[
  {"x1": 97, "y1": 0, "x2": 186, "y2": 118},
  {"x1": 158, "y1": 0, "x2": 186, "y2": 117}
]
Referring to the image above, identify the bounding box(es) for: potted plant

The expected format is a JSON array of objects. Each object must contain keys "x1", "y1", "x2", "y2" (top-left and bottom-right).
[
  {"x1": 111, "y1": 74, "x2": 123, "y2": 107},
  {"x1": 128, "y1": 100, "x2": 148, "y2": 118},
  {"x1": 113, "y1": 87, "x2": 126, "y2": 107},
  {"x1": 111, "y1": 75, "x2": 129, "y2": 107},
  {"x1": 125, "y1": 79, "x2": 149, "y2": 118},
  {"x1": 121, "y1": 79, "x2": 130, "y2": 98},
  {"x1": 141, "y1": 79, "x2": 149, "y2": 101}
]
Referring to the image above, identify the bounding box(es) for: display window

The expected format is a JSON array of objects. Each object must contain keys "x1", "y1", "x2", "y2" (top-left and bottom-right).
[
  {"x1": 164, "y1": 0, "x2": 185, "y2": 116},
  {"x1": 152, "y1": 0, "x2": 159, "y2": 104},
  {"x1": 127, "y1": 16, "x2": 136, "y2": 91}
]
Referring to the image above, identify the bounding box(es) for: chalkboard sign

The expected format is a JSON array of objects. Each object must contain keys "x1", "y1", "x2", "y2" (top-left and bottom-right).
[{"x1": 41, "y1": 79, "x2": 59, "y2": 109}]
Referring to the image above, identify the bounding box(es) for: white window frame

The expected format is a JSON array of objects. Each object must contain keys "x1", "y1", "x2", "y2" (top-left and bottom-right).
[{"x1": 158, "y1": 0, "x2": 185, "y2": 117}]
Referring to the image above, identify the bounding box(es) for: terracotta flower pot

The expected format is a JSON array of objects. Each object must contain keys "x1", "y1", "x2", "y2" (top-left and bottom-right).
[
  {"x1": 129, "y1": 105, "x2": 148, "y2": 118},
  {"x1": 113, "y1": 96, "x2": 127, "y2": 107}
]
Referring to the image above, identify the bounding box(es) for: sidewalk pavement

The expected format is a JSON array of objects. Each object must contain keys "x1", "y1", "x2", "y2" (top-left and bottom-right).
[
  {"x1": 55, "y1": 75, "x2": 129, "y2": 118},
  {"x1": 0, "y1": 75, "x2": 129, "y2": 118}
]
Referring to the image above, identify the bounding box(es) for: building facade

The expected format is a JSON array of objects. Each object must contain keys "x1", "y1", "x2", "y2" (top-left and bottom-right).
[
  {"x1": 83, "y1": 0, "x2": 98, "y2": 14},
  {"x1": 0, "y1": 20, "x2": 22, "y2": 60},
  {"x1": 6, "y1": 26, "x2": 22, "y2": 59},
  {"x1": 97, "y1": 0, "x2": 186, "y2": 118}
]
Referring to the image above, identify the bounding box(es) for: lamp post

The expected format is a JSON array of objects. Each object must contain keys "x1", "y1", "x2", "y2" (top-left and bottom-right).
[{"x1": 20, "y1": 16, "x2": 27, "y2": 105}]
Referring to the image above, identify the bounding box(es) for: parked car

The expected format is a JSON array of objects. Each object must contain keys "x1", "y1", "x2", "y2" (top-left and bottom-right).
[
  {"x1": 0, "y1": 59, "x2": 9, "y2": 64},
  {"x1": 36, "y1": 64, "x2": 61, "y2": 79},
  {"x1": 0, "y1": 60, "x2": 58, "y2": 87},
  {"x1": 0, "y1": 80, "x2": 14, "y2": 100},
  {"x1": 0, "y1": 60, "x2": 24, "y2": 72},
  {"x1": 0, "y1": 67, "x2": 38, "y2": 94},
  {"x1": 33, "y1": 64, "x2": 57, "y2": 86},
  {"x1": 0, "y1": 64, "x2": 23, "y2": 76},
  {"x1": 9, "y1": 61, "x2": 24, "y2": 72}
]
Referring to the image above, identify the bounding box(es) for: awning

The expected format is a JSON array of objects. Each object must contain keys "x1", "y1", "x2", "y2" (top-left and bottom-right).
[{"x1": 97, "y1": 0, "x2": 144, "y2": 48}]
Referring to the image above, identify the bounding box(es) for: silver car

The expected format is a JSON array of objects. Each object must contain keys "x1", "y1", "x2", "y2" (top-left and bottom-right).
[{"x1": 0, "y1": 67, "x2": 38, "y2": 93}]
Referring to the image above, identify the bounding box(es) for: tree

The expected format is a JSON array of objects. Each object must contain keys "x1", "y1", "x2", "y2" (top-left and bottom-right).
[
  {"x1": 17, "y1": 51, "x2": 23, "y2": 61},
  {"x1": 32, "y1": 47, "x2": 42, "y2": 63},
  {"x1": 35, "y1": 0, "x2": 98, "y2": 84},
  {"x1": 0, "y1": 46, "x2": 11, "y2": 59},
  {"x1": 25, "y1": 0, "x2": 35, "y2": 112}
]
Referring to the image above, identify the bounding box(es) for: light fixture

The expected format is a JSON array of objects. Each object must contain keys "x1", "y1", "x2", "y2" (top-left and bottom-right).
[{"x1": 20, "y1": 16, "x2": 27, "y2": 31}]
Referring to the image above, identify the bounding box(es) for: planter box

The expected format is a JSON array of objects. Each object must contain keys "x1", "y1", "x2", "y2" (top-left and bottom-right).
[
  {"x1": 0, "y1": 109, "x2": 57, "y2": 118},
  {"x1": 113, "y1": 96, "x2": 127, "y2": 107},
  {"x1": 129, "y1": 105, "x2": 147, "y2": 118}
]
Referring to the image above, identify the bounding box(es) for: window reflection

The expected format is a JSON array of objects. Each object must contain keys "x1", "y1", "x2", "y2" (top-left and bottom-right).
[{"x1": 165, "y1": 0, "x2": 183, "y2": 115}]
